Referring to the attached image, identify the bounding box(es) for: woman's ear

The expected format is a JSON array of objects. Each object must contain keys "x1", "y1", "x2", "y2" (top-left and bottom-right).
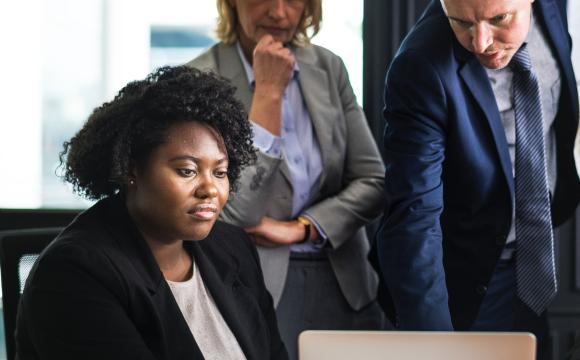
[{"x1": 128, "y1": 164, "x2": 138, "y2": 187}]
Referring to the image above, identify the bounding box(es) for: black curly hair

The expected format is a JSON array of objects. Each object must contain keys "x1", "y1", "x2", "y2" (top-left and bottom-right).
[{"x1": 60, "y1": 66, "x2": 256, "y2": 200}]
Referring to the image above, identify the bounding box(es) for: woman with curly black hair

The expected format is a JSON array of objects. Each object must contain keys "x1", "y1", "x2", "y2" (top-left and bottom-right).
[{"x1": 15, "y1": 66, "x2": 288, "y2": 360}]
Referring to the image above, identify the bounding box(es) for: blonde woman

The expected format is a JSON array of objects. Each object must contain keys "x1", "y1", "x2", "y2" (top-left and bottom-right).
[{"x1": 188, "y1": 1, "x2": 385, "y2": 358}]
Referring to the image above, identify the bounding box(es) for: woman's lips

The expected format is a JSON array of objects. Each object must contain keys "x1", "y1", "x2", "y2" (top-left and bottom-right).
[
  {"x1": 189, "y1": 204, "x2": 217, "y2": 220},
  {"x1": 262, "y1": 26, "x2": 286, "y2": 37}
]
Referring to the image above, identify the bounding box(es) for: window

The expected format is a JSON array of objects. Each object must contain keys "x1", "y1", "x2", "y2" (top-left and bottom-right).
[
  {"x1": 0, "y1": 2, "x2": 364, "y2": 355},
  {"x1": 0, "y1": 0, "x2": 363, "y2": 210}
]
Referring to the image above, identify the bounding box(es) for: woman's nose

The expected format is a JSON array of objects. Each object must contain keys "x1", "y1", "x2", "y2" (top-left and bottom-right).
[
  {"x1": 268, "y1": 0, "x2": 286, "y2": 20},
  {"x1": 195, "y1": 177, "x2": 218, "y2": 199}
]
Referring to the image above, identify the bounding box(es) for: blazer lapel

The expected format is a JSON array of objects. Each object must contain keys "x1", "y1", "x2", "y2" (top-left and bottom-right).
[
  {"x1": 294, "y1": 46, "x2": 333, "y2": 187},
  {"x1": 104, "y1": 195, "x2": 164, "y2": 294},
  {"x1": 217, "y1": 43, "x2": 253, "y2": 111},
  {"x1": 102, "y1": 196, "x2": 204, "y2": 358},
  {"x1": 190, "y1": 238, "x2": 260, "y2": 360},
  {"x1": 457, "y1": 47, "x2": 515, "y2": 201},
  {"x1": 535, "y1": 0, "x2": 579, "y2": 117}
]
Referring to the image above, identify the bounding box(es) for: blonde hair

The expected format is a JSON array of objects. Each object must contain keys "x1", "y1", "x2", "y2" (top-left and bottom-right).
[{"x1": 215, "y1": 0, "x2": 322, "y2": 46}]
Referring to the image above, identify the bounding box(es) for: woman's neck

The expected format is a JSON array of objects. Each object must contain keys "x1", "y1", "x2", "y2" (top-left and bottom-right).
[
  {"x1": 126, "y1": 198, "x2": 193, "y2": 282},
  {"x1": 145, "y1": 237, "x2": 193, "y2": 282}
]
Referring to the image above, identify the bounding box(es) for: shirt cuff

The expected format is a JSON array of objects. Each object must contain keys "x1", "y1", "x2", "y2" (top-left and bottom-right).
[
  {"x1": 302, "y1": 214, "x2": 329, "y2": 249},
  {"x1": 251, "y1": 122, "x2": 282, "y2": 157}
]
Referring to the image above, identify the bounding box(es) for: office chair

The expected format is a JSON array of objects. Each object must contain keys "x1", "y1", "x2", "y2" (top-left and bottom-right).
[{"x1": 0, "y1": 227, "x2": 62, "y2": 360}]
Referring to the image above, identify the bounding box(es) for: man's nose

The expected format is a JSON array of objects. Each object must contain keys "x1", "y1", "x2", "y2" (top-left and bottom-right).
[{"x1": 471, "y1": 23, "x2": 493, "y2": 54}]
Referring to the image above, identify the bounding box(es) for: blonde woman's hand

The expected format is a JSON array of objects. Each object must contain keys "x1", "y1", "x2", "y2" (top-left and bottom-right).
[
  {"x1": 245, "y1": 216, "x2": 303, "y2": 247},
  {"x1": 253, "y1": 34, "x2": 295, "y2": 96},
  {"x1": 248, "y1": 35, "x2": 295, "y2": 136}
]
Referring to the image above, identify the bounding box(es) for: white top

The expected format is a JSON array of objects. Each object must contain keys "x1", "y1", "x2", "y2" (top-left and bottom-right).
[{"x1": 166, "y1": 262, "x2": 247, "y2": 360}]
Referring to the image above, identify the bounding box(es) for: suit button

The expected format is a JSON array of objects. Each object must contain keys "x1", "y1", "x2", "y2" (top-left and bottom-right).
[{"x1": 476, "y1": 284, "x2": 488, "y2": 295}]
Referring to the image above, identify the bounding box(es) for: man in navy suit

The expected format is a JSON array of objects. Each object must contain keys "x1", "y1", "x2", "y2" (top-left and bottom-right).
[{"x1": 374, "y1": 0, "x2": 579, "y2": 358}]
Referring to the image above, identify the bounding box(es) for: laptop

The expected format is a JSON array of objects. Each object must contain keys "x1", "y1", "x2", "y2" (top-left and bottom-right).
[{"x1": 298, "y1": 330, "x2": 536, "y2": 360}]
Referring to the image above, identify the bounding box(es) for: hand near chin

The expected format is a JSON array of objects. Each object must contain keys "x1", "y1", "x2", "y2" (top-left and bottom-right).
[
  {"x1": 252, "y1": 35, "x2": 295, "y2": 96},
  {"x1": 249, "y1": 35, "x2": 295, "y2": 136},
  {"x1": 245, "y1": 216, "x2": 302, "y2": 247}
]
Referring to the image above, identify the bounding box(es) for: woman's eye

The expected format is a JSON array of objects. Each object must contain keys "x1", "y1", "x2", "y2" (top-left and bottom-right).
[
  {"x1": 178, "y1": 168, "x2": 196, "y2": 177},
  {"x1": 214, "y1": 170, "x2": 228, "y2": 178}
]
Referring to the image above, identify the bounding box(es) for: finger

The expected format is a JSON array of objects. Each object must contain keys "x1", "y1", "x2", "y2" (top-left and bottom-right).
[
  {"x1": 278, "y1": 47, "x2": 292, "y2": 57},
  {"x1": 259, "y1": 34, "x2": 274, "y2": 45},
  {"x1": 255, "y1": 35, "x2": 276, "y2": 54},
  {"x1": 247, "y1": 234, "x2": 257, "y2": 243},
  {"x1": 269, "y1": 41, "x2": 285, "y2": 51},
  {"x1": 254, "y1": 236, "x2": 278, "y2": 248}
]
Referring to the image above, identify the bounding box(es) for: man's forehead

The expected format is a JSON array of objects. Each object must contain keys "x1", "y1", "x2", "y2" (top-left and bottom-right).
[{"x1": 441, "y1": 0, "x2": 526, "y2": 17}]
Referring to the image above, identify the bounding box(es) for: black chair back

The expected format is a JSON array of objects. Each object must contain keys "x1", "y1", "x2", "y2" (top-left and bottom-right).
[{"x1": 0, "y1": 228, "x2": 62, "y2": 360}]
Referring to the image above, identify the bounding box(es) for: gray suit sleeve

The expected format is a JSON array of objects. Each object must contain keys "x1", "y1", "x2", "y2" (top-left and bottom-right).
[
  {"x1": 303, "y1": 56, "x2": 385, "y2": 250},
  {"x1": 220, "y1": 151, "x2": 284, "y2": 228}
]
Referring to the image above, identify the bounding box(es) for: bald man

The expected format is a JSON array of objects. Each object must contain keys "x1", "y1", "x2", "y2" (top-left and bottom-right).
[{"x1": 373, "y1": 0, "x2": 579, "y2": 358}]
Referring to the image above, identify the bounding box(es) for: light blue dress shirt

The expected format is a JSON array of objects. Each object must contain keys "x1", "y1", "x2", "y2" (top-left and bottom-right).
[{"x1": 236, "y1": 43, "x2": 327, "y2": 252}]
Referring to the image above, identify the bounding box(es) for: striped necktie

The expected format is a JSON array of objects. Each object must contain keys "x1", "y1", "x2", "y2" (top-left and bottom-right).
[{"x1": 511, "y1": 43, "x2": 557, "y2": 315}]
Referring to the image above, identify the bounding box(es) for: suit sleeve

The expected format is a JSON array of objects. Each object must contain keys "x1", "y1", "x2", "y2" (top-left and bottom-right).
[
  {"x1": 303, "y1": 55, "x2": 385, "y2": 249},
  {"x1": 17, "y1": 244, "x2": 157, "y2": 360},
  {"x1": 568, "y1": 334, "x2": 580, "y2": 360},
  {"x1": 220, "y1": 150, "x2": 284, "y2": 227},
  {"x1": 377, "y1": 50, "x2": 453, "y2": 330}
]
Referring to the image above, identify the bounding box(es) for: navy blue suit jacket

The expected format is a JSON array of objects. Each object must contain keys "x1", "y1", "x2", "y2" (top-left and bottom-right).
[{"x1": 374, "y1": 0, "x2": 580, "y2": 331}]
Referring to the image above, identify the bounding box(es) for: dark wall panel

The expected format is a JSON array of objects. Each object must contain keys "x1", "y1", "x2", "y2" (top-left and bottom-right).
[{"x1": 362, "y1": 0, "x2": 430, "y2": 150}]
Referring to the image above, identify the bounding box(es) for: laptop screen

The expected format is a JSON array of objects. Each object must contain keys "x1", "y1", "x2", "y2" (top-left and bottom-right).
[{"x1": 299, "y1": 330, "x2": 536, "y2": 360}]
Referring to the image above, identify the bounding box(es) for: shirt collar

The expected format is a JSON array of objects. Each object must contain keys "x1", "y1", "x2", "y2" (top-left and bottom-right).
[
  {"x1": 524, "y1": 9, "x2": 535, "y2": 44},
  {"x1": 235, "y1": 41, "x2": 300, "y2": 88}
]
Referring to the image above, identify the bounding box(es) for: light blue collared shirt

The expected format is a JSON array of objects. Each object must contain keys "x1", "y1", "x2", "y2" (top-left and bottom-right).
[{"x1": 236, "y1": 43, "x2": 327, "y2": 252}]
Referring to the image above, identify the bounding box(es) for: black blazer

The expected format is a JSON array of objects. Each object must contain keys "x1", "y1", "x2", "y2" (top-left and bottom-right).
[{"x1": 16, "y1": 195, "x2": 288, "y2": 360}]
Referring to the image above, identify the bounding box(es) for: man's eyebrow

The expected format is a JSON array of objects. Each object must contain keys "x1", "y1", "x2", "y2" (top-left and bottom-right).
[{"x1": 448, "y1": 16, "x2": 470, "y2": 23}]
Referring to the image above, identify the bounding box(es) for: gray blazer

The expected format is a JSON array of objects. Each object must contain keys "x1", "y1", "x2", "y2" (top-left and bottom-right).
[{"x1": 187, "y1": 43, "x2": 384, "y2": 310}]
